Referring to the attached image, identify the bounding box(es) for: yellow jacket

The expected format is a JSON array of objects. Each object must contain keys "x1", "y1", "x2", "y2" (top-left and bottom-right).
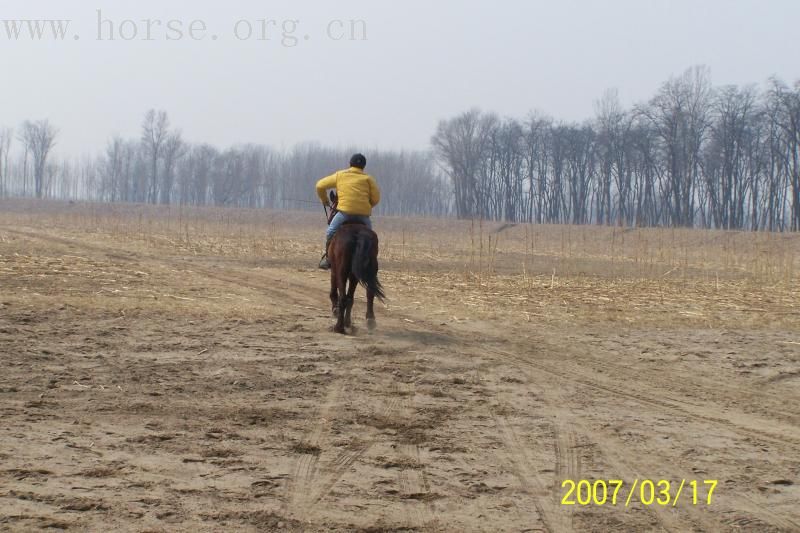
[{"x1": 316, "y1": 167, "x2": 381, "y2": 216}]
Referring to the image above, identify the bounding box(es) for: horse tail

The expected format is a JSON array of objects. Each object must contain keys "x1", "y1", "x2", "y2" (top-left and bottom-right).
[{"x1": 352, "y1": 232, "x2": 385, "y2": 302}]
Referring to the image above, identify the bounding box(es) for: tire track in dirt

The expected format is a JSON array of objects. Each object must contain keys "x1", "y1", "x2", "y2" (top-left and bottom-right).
[
  {"x1": 221, "y1": 257, "x2": 795, "y2": 428},
  {"x1": 8, "y1": 224, "x2": 783, "y2": 392},
  {"x1": 391, "y1": 376, "x2": 438, "y2": 530},
  {"x1": 577, "y1": 429, "x2": 693, "y2": 532},
  {"x1": 478, "y1": 344, "x2": 713, "y2": 532},
  {"x1": 10, "y1": 226, "x2": 799, "y2": 455},
  {"x1": 302, "y1": 388, "x2": 408, "y2": 507},
  {"x1": 192, "y1": 259, "x2": 800, "y2": 439},
  {"x1": 552, "y1": 424, "x2": 580, "y2": 530},
  {"x1": 159, "y1": 271, "x2": 382, "y2": 513},
  {"x1": 730, "y1": 493, "x2": 800, "y2": 532},
  {"x1": 563, "y1": 405, "x2": 799, "y2": 532},
  {"x1": 490, "y1": 411, "x2": 566, "y2": 533},
  {"x1": 482, "y1": 345, "x2": 800, "y2": 532},
  {"x1": 479, "y1": 342, "x2": 800, "y2": 452},
  {"x1": 8, "y1": 226, "x2": 798, "y2": 531},
  {"x1": 3, "y1": 228, "x2": 381, "y2": 523},
  {"x1": 3, "y1": 227, "x2": 328, "y2": 321},
  {"x1": 396, "y1": 443, "x2": 435, "y2": 518},
  {"x1": 545, "y1": 379, "x2": 688, "y2": 531},
  {"x1": 308, "y1": 441, "x2": 370, "y2": 505},
  {"x1": 283, "y1": 379, "x2": 345, "y2": 513},
  {"x1": 175, "y1": 255, "x2": 800, "y2": 530},
  {"x1": 514, "y1": 328, "x2": 800, "y2": 424},
  {"x1": 5, "y1": 227, "x2": 414, "y2": 517},
  {"x1": 484, "y1": 364, "x2": 685, "y2": 532}
]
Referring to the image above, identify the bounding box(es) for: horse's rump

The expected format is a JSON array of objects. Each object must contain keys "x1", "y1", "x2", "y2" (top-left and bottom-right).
[
  {"x1": 328, "y1": 223, "x2": 385, "y2": 334},
  {"x1": 330, "y1": 224, "x2": 385, "y2": 301}
]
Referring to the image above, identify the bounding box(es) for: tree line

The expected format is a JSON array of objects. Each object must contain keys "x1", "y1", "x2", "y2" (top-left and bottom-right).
[
  {"x1": 0, "y1": 110, "x2": 450, "y2": 218},
  {"x1": 2, "y1": 66, "x2": 799, "y2": 230},
  {"x1": 434, "y1": 67, "x2": 800, "y2": 231}
]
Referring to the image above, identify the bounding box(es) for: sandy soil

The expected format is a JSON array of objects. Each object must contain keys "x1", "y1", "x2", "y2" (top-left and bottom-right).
[{"x1": 1, "y1": 201, "x2": 799, "y2": 532}]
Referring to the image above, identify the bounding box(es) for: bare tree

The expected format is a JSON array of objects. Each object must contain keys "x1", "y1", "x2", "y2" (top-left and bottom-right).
[
  {"x1": 640, "y1": 66, "x2": 713, "y2": 227},
  {"x1": 772, "y1": 81, "x2": 800, "y2": 231},
  {"x1": 563, "y1": 124, "x2": 596, "y2": 224},
  {"x1": 160, "y1": 132, "x2": 185, "y2": 205},
  {"x1": 763, "y1": 79, "x2": 792, "y2": 230},
  {"x1": 0, "y1": 127, "x2": 12, "y2": 197},
  {"x1": 179, "y1": 144, "x2": 216, "y2": 206},
  {"x1": 102, "y1": 136, "x2": 126, "y2": 202},
  {"x1": 704, "y1": 85, "x2": 761, "y2": 229},
  {"x1": 595, "y1": 89, "x2": 635, "y2": 226},
  {"x1": 18, "y1": 120, "x2": 58, "y2": 199},
  {"x1": 141, "y1": 109, "x2": 170, "y2": 204},
  {"x1": 432, "y1": 109, "x2": 497, "y2": 218},
  {"x1": 522, "y1": 114, "x2": 552, "y2": 223}
]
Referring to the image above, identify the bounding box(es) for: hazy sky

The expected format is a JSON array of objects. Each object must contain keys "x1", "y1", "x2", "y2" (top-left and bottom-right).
[{"x1": 1, "y1": 0, "x2": 798, "y2": 156}]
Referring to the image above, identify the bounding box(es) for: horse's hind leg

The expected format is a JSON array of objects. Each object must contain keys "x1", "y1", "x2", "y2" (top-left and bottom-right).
[
  {"x1": 334, "y1": 274, "x2": 347, "y2": 334},
  {"x1": 366, "y1": 287, "x2": 376, "y2": 330},
  {"x1": 330, "y1": 271, "x2": 338, "y2": 317},
  {"x1": 344, "y1": 275, "x2": 357, "y2": 329}
]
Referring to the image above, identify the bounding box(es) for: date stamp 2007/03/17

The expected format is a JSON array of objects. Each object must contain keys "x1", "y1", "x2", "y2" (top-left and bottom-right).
[{"x1": 561, "y1": 479, "x2": 718, "y2": 507}]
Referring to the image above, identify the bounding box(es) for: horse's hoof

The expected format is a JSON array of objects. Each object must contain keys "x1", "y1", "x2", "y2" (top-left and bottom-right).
[
  {"x1": 334, "y1": 325, "x2": 346, "y2": 334},
  {"x1": 367, "y1": 318, "x2": 377, "y2": 330}
]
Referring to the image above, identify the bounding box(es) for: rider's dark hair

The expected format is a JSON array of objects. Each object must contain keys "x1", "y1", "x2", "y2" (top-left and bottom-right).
[{"x1": 350, "y1": 153, "x2": 367, "y2": 169}]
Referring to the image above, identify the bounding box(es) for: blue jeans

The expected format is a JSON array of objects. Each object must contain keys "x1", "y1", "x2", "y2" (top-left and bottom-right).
[{"x1": 326, "y1": 212, "x2": 372, "y2": 245}]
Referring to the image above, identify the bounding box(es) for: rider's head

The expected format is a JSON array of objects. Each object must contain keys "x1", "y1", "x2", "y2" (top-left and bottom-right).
[{"x1": 350, "y1": 153, "x2": 367, "y2": 169}]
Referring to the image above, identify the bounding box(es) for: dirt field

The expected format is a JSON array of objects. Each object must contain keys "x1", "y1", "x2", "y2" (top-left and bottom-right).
[{"x1": 1, "y1": 200, "x2": 799, "y2": 532}]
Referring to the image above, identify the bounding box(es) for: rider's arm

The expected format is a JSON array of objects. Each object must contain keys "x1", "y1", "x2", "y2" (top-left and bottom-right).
[
  {"x1": 368, "y1": 176, "x2": 381, "y2": 207},
  {"x1": 316, "y1": 173, "x2": 337, "y2": 205}
]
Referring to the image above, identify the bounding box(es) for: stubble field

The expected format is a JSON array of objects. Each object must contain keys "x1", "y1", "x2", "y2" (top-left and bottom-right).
[{"x1": 1, "y1": 199, "x2": 798, "y2": 532}]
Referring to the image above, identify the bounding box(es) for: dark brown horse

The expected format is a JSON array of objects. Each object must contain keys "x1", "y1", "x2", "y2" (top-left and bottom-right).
[{"x1": 328, "y1": 222, "x2": 385, "y2": 334}]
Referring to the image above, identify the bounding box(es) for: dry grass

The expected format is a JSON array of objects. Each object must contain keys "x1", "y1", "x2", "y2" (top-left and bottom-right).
[{"x1": 1, "y1": 199, "x2": 797, "y2": 331}]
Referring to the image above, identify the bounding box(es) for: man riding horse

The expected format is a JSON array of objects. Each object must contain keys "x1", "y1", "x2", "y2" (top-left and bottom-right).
[{"x1": 315, "y1": 153, "x2": 381, "y2": 270}]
